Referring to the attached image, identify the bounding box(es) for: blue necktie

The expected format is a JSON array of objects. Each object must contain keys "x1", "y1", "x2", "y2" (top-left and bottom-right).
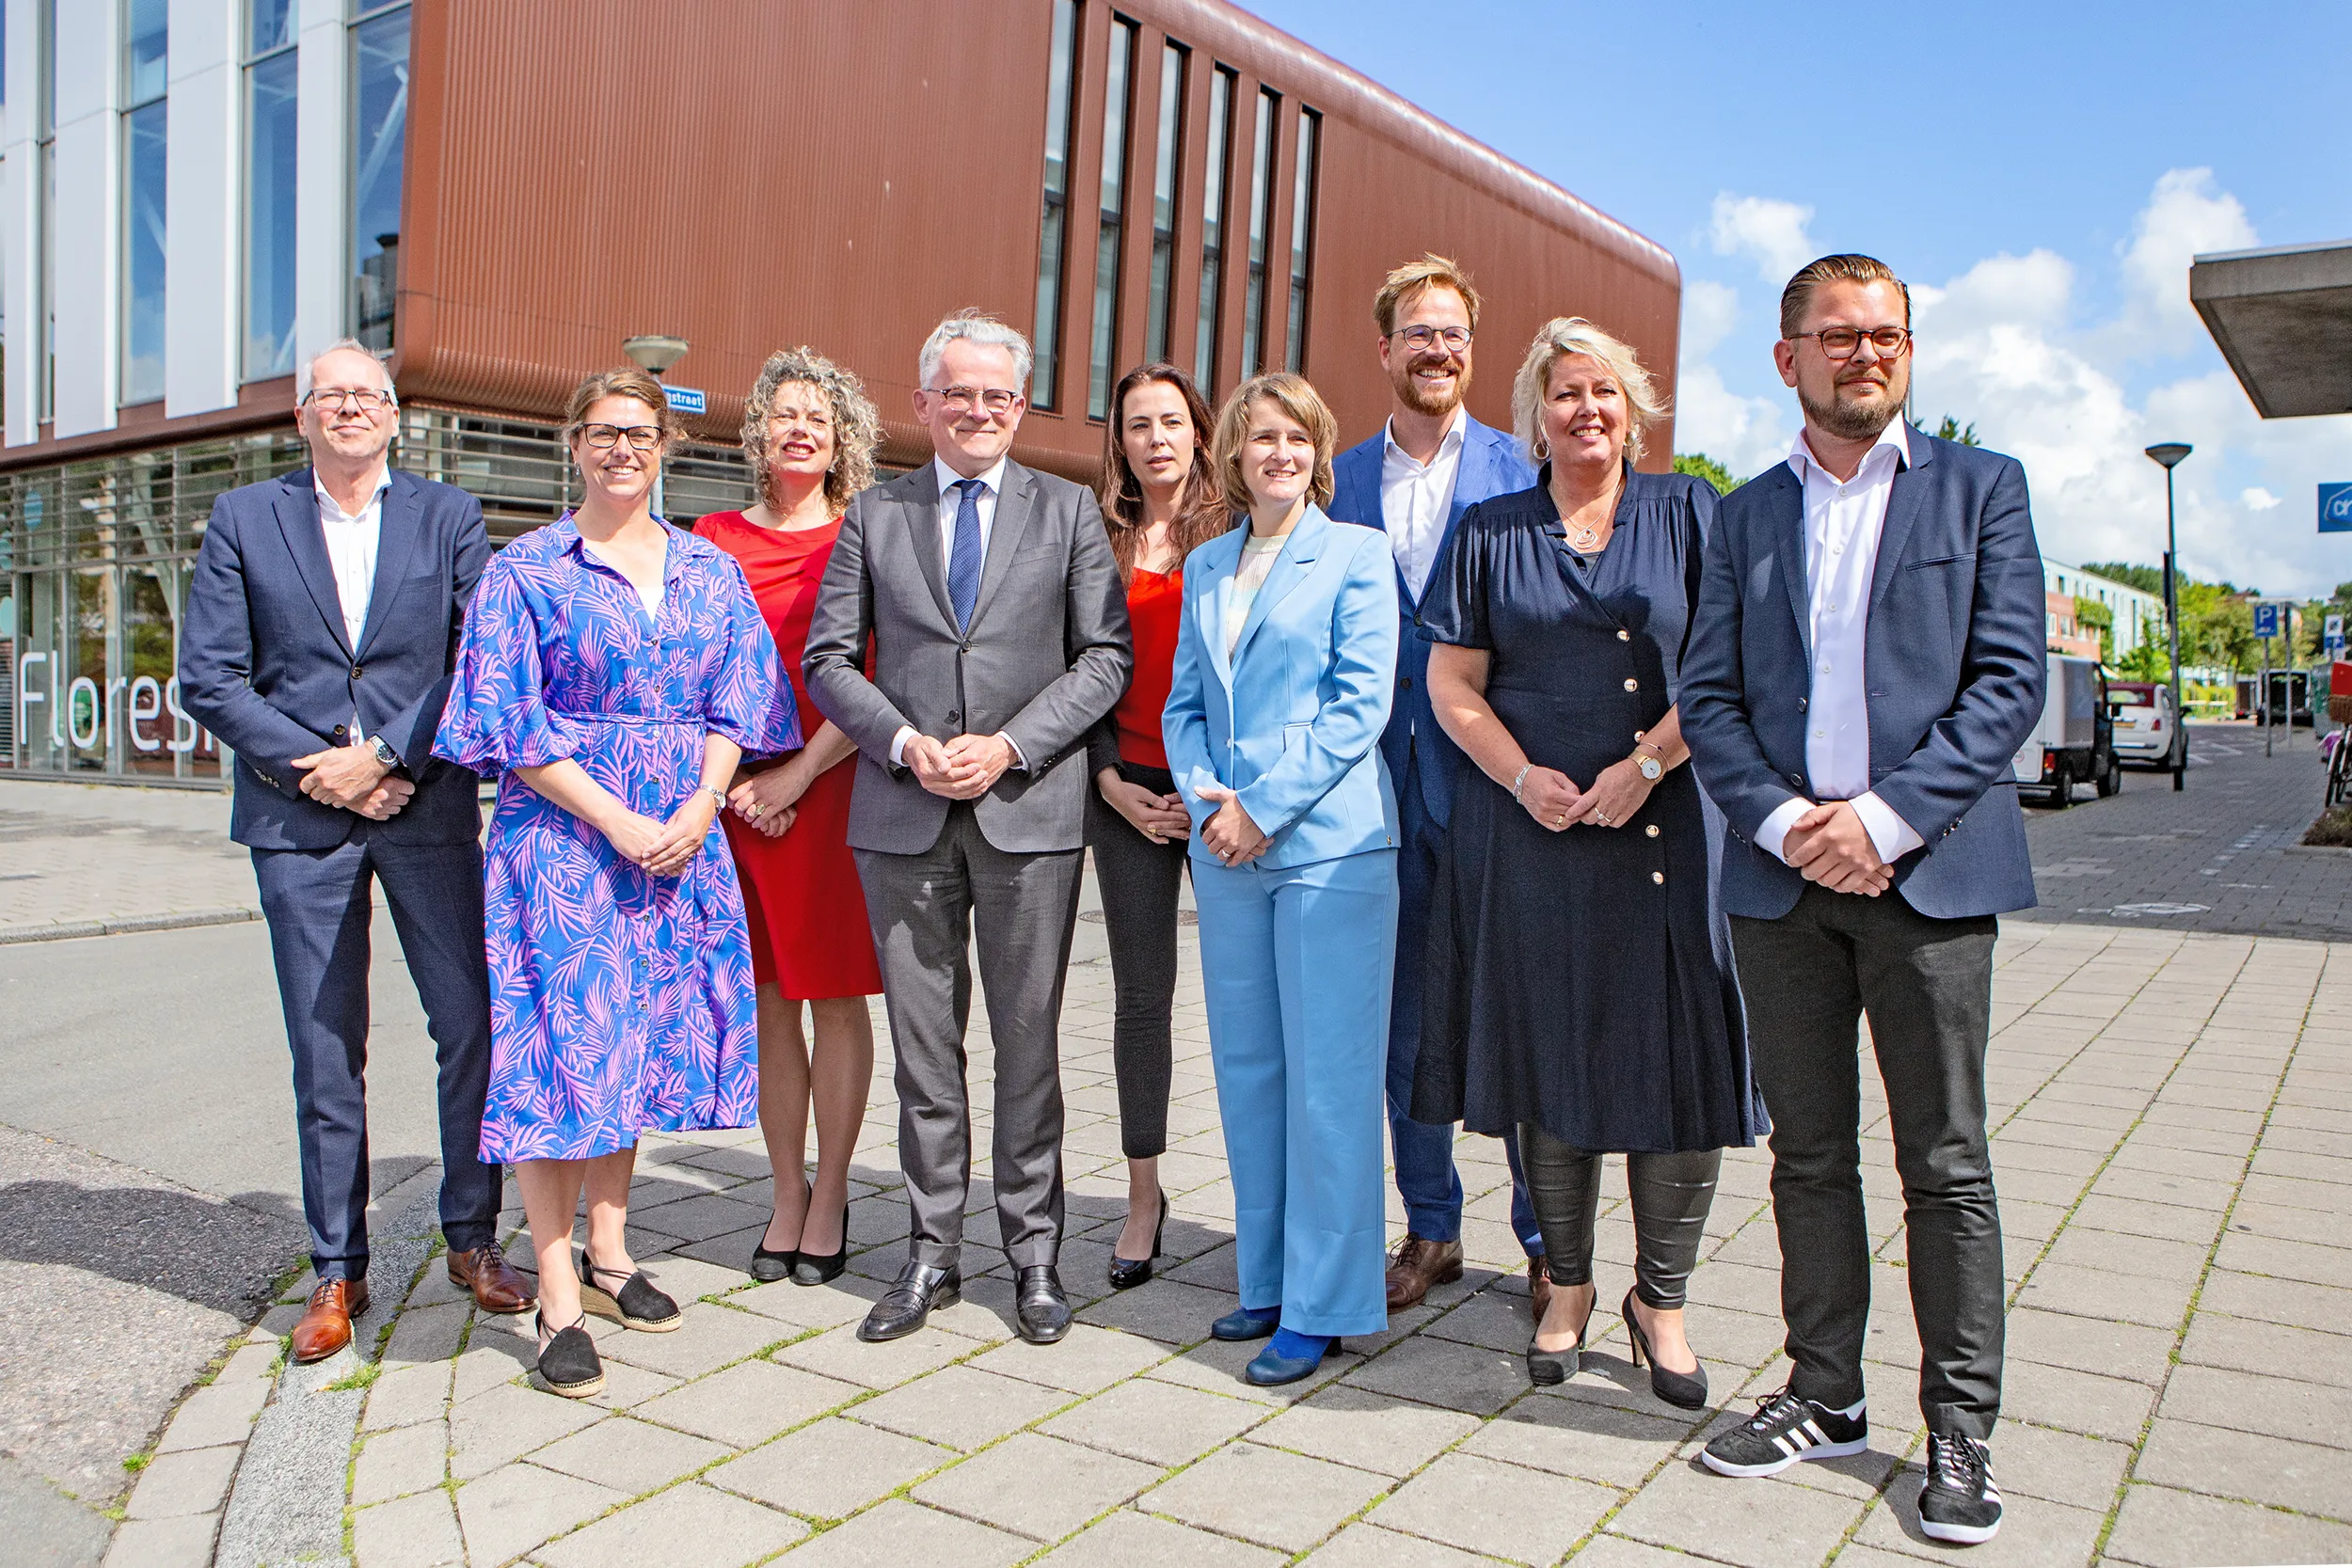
[{"x1": 947, "y1": 477, "x2": 985, "y2": 630}]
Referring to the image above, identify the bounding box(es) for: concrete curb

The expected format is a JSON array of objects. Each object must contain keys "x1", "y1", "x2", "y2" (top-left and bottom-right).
[
  {"x1": 0, "y1": 907, "x2": 262, "y2": 945},
  {"x1": 212, "y1": 1167, "x2": 444, "y2": 1568}
]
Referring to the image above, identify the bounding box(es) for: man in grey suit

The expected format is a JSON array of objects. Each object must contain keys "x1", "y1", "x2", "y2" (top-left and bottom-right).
[{"x1": 805, "y1": 310, "x2": 1131, "y2": 1345}]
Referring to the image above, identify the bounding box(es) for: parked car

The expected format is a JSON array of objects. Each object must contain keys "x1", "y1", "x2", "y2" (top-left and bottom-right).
[
  {"x1": 2108, "y1": 680, "x2": 2184, "y2": 771},
  {"x1": 2012, "y1": 654, "x2": 2120, "y2": 807}
]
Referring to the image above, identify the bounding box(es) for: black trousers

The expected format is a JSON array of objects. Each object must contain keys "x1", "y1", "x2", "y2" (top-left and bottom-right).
[
  {"x1": 1517, "y1": 1126, "x2": 1720, "y2": 1309},
  {"x1": 1729, "y1": 883, "x2": 2004, "y2": 1440},
  {"x1": 1087, "y1": 762, "x2": 1190, "y2": 1160}
]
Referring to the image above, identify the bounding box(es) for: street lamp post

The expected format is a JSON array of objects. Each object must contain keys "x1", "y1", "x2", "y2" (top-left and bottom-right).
[
  {"x1": 623, "y1": 336, "x2": 690, "y2": 516},
  {"x1": 2145, "y1": 443, "x2": 2192, "y2": 793}
]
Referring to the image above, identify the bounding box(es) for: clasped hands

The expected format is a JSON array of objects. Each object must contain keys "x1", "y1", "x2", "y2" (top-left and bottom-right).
[
  {"x1": 294, "y1": 741, "x2": 410, "y2": 820},
  {"x1": 601, "y1": 789, "x2": 719, "y2": 879},
  {"x1": 1099, "y1": 768, "x2": 1190, "y2": 845},
  {"x1": 1196, "y1": 784, "x2": 1271, "y2": 865},
  {"x1": 726, "y1": 762, "x2": 806, "y2": 839},
  {"x1": 1782, "y1": 799, "x2": 1891, "y2": 895},
  {"x1": 1515, "y1": 755, "x2": 1656, "y2": 832},
  {"x1": 905, "y1": 732, "x2": 1017, "y2": 800}
]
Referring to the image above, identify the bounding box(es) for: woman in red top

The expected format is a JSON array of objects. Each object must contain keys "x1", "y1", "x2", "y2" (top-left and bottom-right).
[
  {"x1": 1089, "y1": 363, "x2": 1232, "y2": 1288},
  {"x1": 694, "y1": 348, "x2": 884, "y2": 1287}
]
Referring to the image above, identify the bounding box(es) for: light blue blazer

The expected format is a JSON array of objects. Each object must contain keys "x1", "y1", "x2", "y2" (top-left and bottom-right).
[{"x1": 1163, "y1": 504, "x2": 1401, "y2": 870}]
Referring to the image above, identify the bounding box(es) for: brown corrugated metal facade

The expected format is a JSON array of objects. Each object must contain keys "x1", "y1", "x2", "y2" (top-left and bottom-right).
[{"x1": 400, "y1": 0, "x2": 1678, "y2": 476}]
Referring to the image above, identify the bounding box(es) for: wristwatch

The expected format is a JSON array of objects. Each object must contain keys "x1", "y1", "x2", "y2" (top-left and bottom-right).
[
  {"x1": 1631, "y1": 752, "x2": 1663, "y2": 783},
  {"x1": 367, "y1": 735, "x2": 400, "y2": 769}
]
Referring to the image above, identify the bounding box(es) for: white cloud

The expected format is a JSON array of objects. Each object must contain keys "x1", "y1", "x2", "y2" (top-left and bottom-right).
[
  {"x1": 1708, "y1": 194, "x2": 1816, "y2": 284},
  {"x1": 2113, "y1": 167, "x2": 2256, "y2": 354},
  {"x1": 1681, "y1": 279, "x2": 1740, "y2": 359},
  {"x1": 2243, "y1": 486, "x2": 2282, "y2": 511}
]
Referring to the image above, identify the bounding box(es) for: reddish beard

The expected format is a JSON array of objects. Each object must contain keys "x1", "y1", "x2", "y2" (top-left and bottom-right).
[{"x1": 1391, "y1": 355, "x2": 1469, "y2": 418}]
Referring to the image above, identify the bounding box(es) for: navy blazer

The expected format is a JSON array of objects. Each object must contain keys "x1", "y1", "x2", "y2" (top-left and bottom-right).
[
  {"x1": 1679, "y1": 433, "x2": 2045, "y2": 921},
  {"x1": 1328, "y1": 413, "x2": 1534, "y2": 829},
  {"x1": 180, "y1": 467, "x2": 489, "y2": 850}
]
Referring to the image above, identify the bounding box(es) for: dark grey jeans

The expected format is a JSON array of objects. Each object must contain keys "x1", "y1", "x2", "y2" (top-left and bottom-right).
[
  {"x1": 1729, "y1": 883, "x2": 2004, "y2": 1440},
  {"x1": 1087, "y1": 761, "x2": 1190, "y2": 1159}
]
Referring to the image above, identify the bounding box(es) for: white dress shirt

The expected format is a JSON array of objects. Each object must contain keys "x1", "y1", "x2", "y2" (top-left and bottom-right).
[
  {"x1": 889, "y1": 455, "x2": 1025, "y2": 769},
  {"x1": 317, "y1": 466, "x2": 391, "y2": 747},
  {"x1": 1755, "y1": 422, "x2": 1927, "y2": 867},
  {"x1": 1379, "y1": 406, "x2": 1466, "y2": 602}
]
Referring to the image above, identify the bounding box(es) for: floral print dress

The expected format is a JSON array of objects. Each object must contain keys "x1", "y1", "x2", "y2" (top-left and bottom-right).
[{"x1": 436, "y1": 515, "x2": 800, "y2": 1162}]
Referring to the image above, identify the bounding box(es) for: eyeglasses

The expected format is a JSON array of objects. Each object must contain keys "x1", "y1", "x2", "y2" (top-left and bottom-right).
[
  {"x1": 1391, "y1": 325, "x2": 1472, "y2": 354},
  {"x1": 927, "y1": 386, "x2": 1022, "y2": 416},
  {"x1": 579, "y1": 423, "x2": 665, "y2": 451},
  {"x1": 305, "y1": 387, "x2": 396, "y2": 412},
  {"x1": 1790, "y1": 325, "x2": 1912, "y2": 359}
]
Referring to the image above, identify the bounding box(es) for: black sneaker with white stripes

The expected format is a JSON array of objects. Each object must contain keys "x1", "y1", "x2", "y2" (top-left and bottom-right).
[
  {"x1": 1701, "y1": 1387, "x2": 1868, "y2": 1477},
  {"x1": 1918, "y1": 1433, "x2": 2002, "y2": 1544}
]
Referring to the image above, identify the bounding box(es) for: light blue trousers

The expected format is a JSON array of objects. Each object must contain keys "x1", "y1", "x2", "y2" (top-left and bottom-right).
[{"x1": 1194, "y1": 847, "x2": 1397, "y2": 1338}]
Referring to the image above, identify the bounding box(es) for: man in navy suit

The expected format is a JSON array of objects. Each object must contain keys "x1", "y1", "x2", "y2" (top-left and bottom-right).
[
  {"x1": 1680, "y1": 256, "x2": 2043, "y2": 1544},
  {"x1": 181, "y1": 341, "x2": 532, "y2": 1363},
  {"x1": 1328, "y1": 257, "x2": 1545, "y2": 1312}
]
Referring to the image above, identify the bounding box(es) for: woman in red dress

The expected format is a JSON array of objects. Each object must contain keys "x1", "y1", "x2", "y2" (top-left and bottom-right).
[
  {"x1": 695, "y1": 348, "x2": 884, "y2": 1286},
  {"x1": 1087, "y1": 363, "x2": 1232, "y2": 1288}
]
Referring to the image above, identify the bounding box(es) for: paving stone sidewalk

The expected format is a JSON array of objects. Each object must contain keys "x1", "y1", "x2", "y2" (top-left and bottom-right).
[{"x1": 224, "y1": 916, "x2": 2351, "y2": 1568}]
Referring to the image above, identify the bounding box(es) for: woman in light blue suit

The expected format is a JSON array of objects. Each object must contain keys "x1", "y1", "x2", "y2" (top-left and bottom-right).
[{"x1": 1164, "y1": 372, "x2": 1401, "y2": 1385}]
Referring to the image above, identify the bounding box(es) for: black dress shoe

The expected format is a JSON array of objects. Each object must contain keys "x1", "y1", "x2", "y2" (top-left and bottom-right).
[
  {"x1": 792, "y1": 1202, "x2": 851, "y2": 1287},
  {"x1": 749, "y1": 1243, "x2": 798, "y2": 1283},
  {"x1": 1107, "y1": 1189, "x2": 1166, "y2": 1291},
  {"x1": 1015, "y1": 1265, "x2": 1072, "y2": 1343},
  {"x1": 858, "y1": 1261, "x2": 960, "y2": 1342}
]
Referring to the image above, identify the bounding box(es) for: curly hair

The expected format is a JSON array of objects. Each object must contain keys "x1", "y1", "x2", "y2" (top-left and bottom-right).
[{"x1": 740, "y1": 347, "x2": 882, "y2": 512}]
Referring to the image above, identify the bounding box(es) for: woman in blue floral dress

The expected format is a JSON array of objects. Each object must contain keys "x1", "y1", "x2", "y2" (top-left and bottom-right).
[{"x1": 437, "y1": 368, "x2": 799, "y2": 1397}]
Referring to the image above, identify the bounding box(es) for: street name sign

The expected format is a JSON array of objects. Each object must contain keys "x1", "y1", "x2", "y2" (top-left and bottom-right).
[{"x1": 664, "y1": 386, "x2": 708, "y2": 417}]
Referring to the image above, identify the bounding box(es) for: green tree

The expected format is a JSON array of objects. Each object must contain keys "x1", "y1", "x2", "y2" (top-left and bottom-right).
[
  {"x1": 2079, "y1": 561, "x2": 2163, "y2": 595},
  {"x1": 1911, "y1": 415, "x2": 1980, "y2": 446},
  {"x1": 1672, "y1": 452, "x2": 1737, "y2": 494},
  {"x1": 2073, "y1": 596, "x2": 2114, "y2": 662},
  {"x1": 2116, "y1": 640, "x2": 2170, "y2": 682}
]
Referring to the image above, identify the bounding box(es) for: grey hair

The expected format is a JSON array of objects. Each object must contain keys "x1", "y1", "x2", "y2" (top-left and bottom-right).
[
  {"x1": 917, "y1": 309, "x2": 1034, "y2": 391},
  {"x1": 1510, "y1": 317, "x2": 1665, "y2": 465},
  {"x1": 740, "y1": 347, "x2": 882, "y2": 513},
  {"x1": 295, "y1": 338, "x2": 394, "y2": 402}
]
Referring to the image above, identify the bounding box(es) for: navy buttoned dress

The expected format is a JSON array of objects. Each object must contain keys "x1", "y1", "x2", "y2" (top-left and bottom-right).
[{"x1": 1410, "y1": 467, "x2": 1760, "y2": 1155}]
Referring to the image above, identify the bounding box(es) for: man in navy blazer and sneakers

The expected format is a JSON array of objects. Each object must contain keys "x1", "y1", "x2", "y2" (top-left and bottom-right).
[
  {"x1": 181, "y1": 341, "x2": 532, "y2": 1364},
  {"x1": 1680, "y1": 256, "x2": 2043, "y2": 1544},
  {"x1": 1328, "y1": 257, "x2": 1546, "y2": 1314}
]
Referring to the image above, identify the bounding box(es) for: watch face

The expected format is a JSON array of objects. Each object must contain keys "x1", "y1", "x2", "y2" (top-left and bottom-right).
[{"x1": 1638, "y1": 756, "x2": 1662, "y2": 781}]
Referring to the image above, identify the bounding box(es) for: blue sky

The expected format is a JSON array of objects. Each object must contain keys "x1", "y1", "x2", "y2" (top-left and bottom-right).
[{"x1": 1248, "y1": 0, "x2": 2352, "y2": 595}]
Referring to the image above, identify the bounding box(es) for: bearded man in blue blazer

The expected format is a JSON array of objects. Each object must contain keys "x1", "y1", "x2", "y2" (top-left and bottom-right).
[
  {"x1": 1327, "y1": 257, "x2": 1544, "y2": 1313},
  {"x1": 1679, "y1": 255, "x2": 2043, "y2": 1545}
]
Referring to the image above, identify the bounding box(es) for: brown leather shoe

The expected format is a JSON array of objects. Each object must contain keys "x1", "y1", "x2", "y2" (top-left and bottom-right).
[
  {"x1": 289, "y1": 1277, "x2": 370, "y2": 1364},
  {"x1": 1527, "y1": 1255, "x2": 1553, "y2": 1323},
  {"x1": 448, "y1": 1238, "x2": 536, "y2": 1314},
  {"x1": 1383, "y1": 1233, "x2": 1465, "y2": 1309}
]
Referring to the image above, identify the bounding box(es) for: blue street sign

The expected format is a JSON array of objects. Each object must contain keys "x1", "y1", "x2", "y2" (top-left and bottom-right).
[
  {"x1": 664, "y1": 385, "x2": 707, "y2": 417},
  {"x1": 2323, "y1": 483, "x2": 2352, "y2": 533},
  {"x1": 2253, "y1": 603, "x2": 2281, "y2": 640}
]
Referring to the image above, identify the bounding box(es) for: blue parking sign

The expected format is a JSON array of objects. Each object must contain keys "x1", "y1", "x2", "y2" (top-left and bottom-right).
[
  {"x1": 2323, "y1": 483, "x2": 2352, "y2": 532},
  {"x1": 2253, "y1": 603, "x2": 2281, "y2": 640}
]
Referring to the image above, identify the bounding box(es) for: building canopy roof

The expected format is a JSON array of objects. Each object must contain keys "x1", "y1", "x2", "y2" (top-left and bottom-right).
[{"x1": 2190, "y1": 240, "x2": 2352, "y2": 418}]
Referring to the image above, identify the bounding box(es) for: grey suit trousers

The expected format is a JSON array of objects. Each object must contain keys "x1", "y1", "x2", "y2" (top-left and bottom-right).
[{"x1": 856, "y1": 801, "x2": 1084, "y2": 1271}]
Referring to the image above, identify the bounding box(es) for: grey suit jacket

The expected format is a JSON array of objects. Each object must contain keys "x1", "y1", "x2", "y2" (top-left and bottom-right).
[{"x1": 803, "y1": 458, "x2": 1132, "y2": 855}]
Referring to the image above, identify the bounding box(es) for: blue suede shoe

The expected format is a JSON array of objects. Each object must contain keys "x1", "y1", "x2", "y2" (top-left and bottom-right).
[
  {"x1": 1211, "y1": 1306, "x2": 1280, "y2": 1341},
  {"x1": 1246, "y1": 1329, "x2": 1336, "y2": 1386}
]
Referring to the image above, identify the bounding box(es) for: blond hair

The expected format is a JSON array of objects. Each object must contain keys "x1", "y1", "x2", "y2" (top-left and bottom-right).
[
  {"x1": 1779, "y1": 253, "x2": 1911, "y2": 340},
  {"x1": 1510, "y1": 318, "x2": 1666, "y2": 466},
  {"x1": 563, "y1": 366, "x2": 680, "y2": 447},
  {"x1": 1212, "y1": 372, "x2": 1338, "y2": 515},
  {"x1": 740, "y1": 347, "x2": 881, "y2": 512},
  {"x1": 1373, "y1": 254, "x2": 1483, "y2": 337}
]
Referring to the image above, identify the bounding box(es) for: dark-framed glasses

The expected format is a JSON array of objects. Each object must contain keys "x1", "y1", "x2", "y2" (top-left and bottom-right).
[
  {"x1": 306, "y1": 387, "x2": 396, "y2": 412},
  {"x1": 1792, "y1": 325, "x2": 1912, "y2": 359},
  {"x1": 1391, "y1": 325, "x2": 1472, "y2": 353},
  {"x1": 580, "y1": 422, "x2": 665, "y2": 451},
  {"x1": 929, "y1": 385, "x2": 1022, "y2": 416}
]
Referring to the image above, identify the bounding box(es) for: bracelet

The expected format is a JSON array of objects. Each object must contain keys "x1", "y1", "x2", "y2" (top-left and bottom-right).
[
  {"x1": 1510, "y1": 763, "x2": 1533, "y2": 802},
  {"x1": 702, "y1": 784, "x2": 727, "y2": 810}
]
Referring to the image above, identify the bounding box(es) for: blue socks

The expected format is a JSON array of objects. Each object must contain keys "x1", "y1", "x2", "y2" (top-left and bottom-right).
[{"x1": 1267, "y1": 1327, "x2": 1332, "y2": 1362}]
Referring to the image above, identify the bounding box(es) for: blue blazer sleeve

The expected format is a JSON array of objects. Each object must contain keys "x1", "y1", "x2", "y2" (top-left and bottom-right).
[
  {"x1": 379, "y1": 490, "x2": 489, "y2": 771},
  {"x1": 177, "y1": 496, "x2": 334, "y2": 797},
  {"x1": 1677, "y1": 496, "x2": 1800, "y2": 840},
  {"x1": 1233, "y1": 530, "x2": 1399, "y2": 836},
  {"x1": 1869, "y1": 456, "x2": 2045, "y2": 836},
  {"x1": 1162, "y1": 554, "x2": 1218, "y2": 811}
]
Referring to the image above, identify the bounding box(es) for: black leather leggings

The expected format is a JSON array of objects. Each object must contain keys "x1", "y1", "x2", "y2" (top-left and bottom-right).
[{"x1": 1517, "y1": 1124, "x2": 1722, "y2": 1310}]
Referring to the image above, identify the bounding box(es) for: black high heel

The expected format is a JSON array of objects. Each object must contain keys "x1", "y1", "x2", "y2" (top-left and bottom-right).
[
  {"x1": 1622, "y1": 1288, "x2": 1708, "y2": 1409},
  {"x1": 1525, "y1": 1278, "x2": 1591, "y2": 1386},
  {"x1": 751, "y1": 1180, "x2": 811, "y2": 1283},
  {"x1": 791, "y1": 1201, "x2": 851, "y2": 1286},
  {"x1": 1107, "y1": 1188, "x2": 1167, "y2": 1291}
]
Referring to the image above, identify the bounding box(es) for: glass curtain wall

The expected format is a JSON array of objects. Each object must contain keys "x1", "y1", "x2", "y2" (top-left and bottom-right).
[
  {"x1": 120, "y1": 0, "x2": 168, "y2": 404},
  {"x1": 243, "y1": 0, "x2": 297, "y2": 380},
  {"x1": 1142, "y1": 40, "x2": 1184, "y2": 367},
  {"x1": 1192, "y1": 67, "x2": 1233, "y2": 395},
  {"x1": 1284, "y1": 109, "x2": 1319, "y2": 372},
  {"x1": 37, "y1": 0, "x2": 56, "y2": 421},
  {"x1": 1084, "y1": 17, "x2": 1135, "y2": 420},
  {"x1": 350, "y1": 0, "x2": 410, "y2": 350},
  {"x1": 1030, "y1": 0, "x2": 1078, "y2": 410},
  {"x1": 1238, "y1": 88, "x2": 1277, "y2": 379}
]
